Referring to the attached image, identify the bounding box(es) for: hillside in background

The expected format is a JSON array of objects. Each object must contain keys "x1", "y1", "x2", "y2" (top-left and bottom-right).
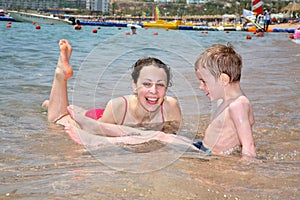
[{"x1": 111, "y1": 0, "x2": 293, "y2": 17}]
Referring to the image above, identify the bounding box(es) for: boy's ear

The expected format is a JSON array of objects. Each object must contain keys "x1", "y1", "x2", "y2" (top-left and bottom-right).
[
  {"x1": 132, "y1": 80, "x2": 137, "y2": 94},
  {"x1": 220, "y1": 73, "x2": 230, "y2": 86}
]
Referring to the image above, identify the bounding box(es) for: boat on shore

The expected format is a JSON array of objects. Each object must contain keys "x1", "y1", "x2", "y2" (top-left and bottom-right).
[
  {"x1": 142, "y1": 19, "x2": 194, "y2": 30},
  {"x1": 213, "y1": 14, "x2": 242, "y2": 31},
  {"x1": 0, "y1": 9, "x2": 14, "y2": 22},
  {"x1": 79, "y1": 20, "x2": 130, "y2": 27},
  {"x1": 9, "y1": 11, "x2": 72, "y2": 24},
  {"x1": 141, "y1": 5, "x2": 194, "y2": 30},
  {"x1": 0, "y1": 16, "x2": 14, "y2": 22}
]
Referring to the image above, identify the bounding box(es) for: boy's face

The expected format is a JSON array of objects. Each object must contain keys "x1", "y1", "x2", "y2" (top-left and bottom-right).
[{"x1": 195, "y1": 67, "x2": 223, "y2": 101}]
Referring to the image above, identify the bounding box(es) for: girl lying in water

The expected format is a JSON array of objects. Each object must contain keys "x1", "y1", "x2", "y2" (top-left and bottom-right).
[{"x1": 43, "y1": 39, "x2": 182, "y2": 135}]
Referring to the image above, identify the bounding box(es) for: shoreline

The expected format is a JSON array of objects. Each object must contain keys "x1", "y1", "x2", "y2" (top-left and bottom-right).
[
  {"x1": 2, "y1": 10, "x2": 299, "y2": 31},
  {"x1": 270, "y1": 22, "x2": 299, "y2": 29}
]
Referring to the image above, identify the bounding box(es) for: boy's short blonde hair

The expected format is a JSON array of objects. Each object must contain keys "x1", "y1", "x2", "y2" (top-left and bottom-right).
[{"x1": 194, "y1": 44, "x2": 242, "y2": 82}]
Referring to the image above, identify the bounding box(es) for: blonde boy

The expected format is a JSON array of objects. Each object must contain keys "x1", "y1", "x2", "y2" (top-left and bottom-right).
[{"x1": 193, "y1": 44, "x2": 256, "y2": 157}]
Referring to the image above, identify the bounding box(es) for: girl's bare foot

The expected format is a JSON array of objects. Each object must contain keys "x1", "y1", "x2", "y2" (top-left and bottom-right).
[
  {"x1": 42, "y1": 100, "x2": 49, "y2": 108},
  {"x1": 56, "y1": 39, "x2": 73, "y2": 81}
]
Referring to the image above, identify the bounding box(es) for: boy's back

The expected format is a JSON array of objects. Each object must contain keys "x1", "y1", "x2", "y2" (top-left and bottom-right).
[{"x1": 203, "y1": 95, "x2": 254, "y2": 155}]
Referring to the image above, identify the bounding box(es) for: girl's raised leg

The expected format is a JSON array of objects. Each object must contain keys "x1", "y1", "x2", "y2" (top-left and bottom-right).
[{"x1": 46, "y1": 39, "x2": 73, "y2": 123}]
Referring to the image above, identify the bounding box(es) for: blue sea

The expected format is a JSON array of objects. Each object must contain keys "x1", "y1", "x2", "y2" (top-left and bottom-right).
[{"x1": 0, "y1": 21, "x2": 299, "y2": 199}]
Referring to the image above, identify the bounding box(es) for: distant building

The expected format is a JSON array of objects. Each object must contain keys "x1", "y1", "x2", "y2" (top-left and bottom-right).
[
  {"x1": 154, "y1": 0, "x2": 210, "y2": 3},
  {"x1": 187, "y1": 0, "x2": 209, "y2": 4},
  {"x1": 0, "y1": 0, "x2": 110, "y2": 12},
  {"x1": 0, "y1": 0, "x2": 58, "y2": 10},
  {"x1": 86, "y1": 0, "x2": 110, "y2": 13},
  {"x1": 0, "y1": 0, "x2": 86, "y2": 10},
  {"x1": 154, "y1": 0, "x2": 173, "y2": 2}
]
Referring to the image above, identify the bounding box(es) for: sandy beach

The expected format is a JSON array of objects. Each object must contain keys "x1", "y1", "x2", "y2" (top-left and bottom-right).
[{"x1": 270, "y1": 22, "x2": 300, "y2": 29}]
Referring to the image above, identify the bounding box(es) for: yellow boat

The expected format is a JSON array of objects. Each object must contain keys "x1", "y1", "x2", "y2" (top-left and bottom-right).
[
  {"x1": 142, "y1": 5, "x2": 194, "y2": 30},
  {"x1": 142, "y1": 19, "x2": 194, "y2": 30}
]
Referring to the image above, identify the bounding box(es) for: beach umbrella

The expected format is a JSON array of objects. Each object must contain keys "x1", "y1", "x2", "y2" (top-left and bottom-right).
[{"x1": 280, "y1": 2, "x2": 300, "y2": 14}]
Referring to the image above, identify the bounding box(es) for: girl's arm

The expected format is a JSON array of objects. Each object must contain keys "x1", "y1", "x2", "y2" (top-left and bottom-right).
[{"x1": 163, "y1": 96, "x2": 182, "y2": 133}]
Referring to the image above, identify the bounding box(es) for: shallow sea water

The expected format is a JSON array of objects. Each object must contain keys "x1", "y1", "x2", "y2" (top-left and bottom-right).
[{"x1": 0, "y1": 21, "x2": 299, "y2": 199}]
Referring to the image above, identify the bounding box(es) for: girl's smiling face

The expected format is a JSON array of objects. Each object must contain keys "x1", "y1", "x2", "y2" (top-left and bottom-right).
[
  {"x1": 195, "y1": 67, "x2": 224, "y2": 101},
  {"x1": 133, "y1": 65, "x2": 168, "y2": 112}
]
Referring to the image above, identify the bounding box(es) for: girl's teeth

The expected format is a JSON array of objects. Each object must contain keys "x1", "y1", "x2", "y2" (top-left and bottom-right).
[{"x1": 147, "y1": 98, "x2": 157, "y2": 101}]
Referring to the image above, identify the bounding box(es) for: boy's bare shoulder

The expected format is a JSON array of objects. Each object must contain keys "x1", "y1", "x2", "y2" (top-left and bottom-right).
[
  {"x1": 229, "y1": 96, "x2": 251, "y2": 112},
  {"x1": 236, "y1": 95, "x2": 250, "y2": 104}
]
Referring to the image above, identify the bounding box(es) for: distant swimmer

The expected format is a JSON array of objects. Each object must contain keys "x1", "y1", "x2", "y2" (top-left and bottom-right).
[
  {"x1": 131, "y1": 26, "x2": 137, "y2": 34},
  {"x1": 256, "y1": 29, "x2": 264, "y2": 37},
  {"x1": 73, "y1": 20, "x2": 82, "y2": 30}
]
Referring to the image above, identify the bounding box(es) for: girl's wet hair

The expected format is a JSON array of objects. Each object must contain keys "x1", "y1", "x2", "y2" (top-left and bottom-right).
[
  {"x1": 194, "y1": 43, "x2": 242, "y2": 82},
  {"x1": 131, "y1": 57, "x2": 172, "y2": 87}
]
